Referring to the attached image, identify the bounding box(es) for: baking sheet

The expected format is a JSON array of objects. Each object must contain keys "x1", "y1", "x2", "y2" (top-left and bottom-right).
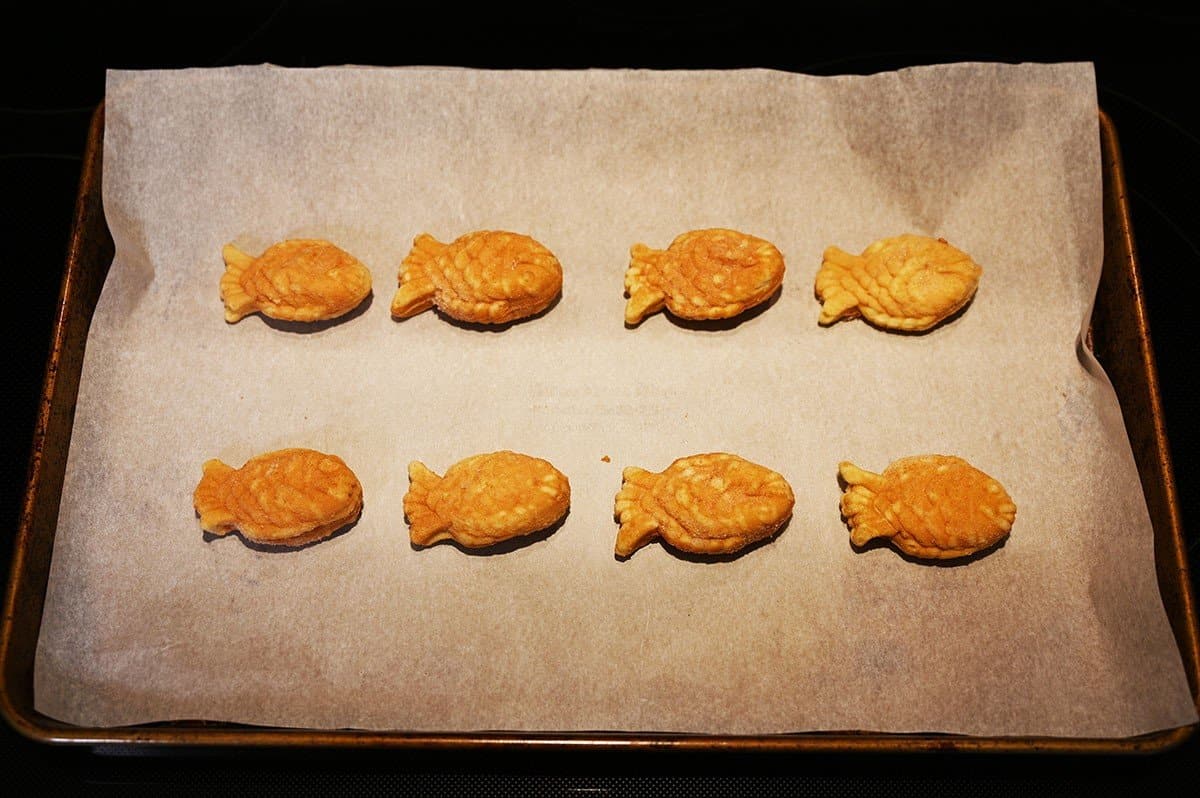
[{"x1": 32, "y1": 63, "x2": 1197, "y2": 737}]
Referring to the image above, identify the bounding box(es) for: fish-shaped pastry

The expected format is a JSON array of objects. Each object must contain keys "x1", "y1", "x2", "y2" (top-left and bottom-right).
[
  {"x1": 614, "y1": 453, "x2": 794, "y2": 557},
  {"x1": 405, "y1": 451, "x2": 571, "y2": 548},
  {"x1": 815, "y1": 234, "x2": 981, "y2": 331},
  {"x1": 193, "y1": 448, "x2": 364, "y2": 547},
  {"x1": 390, "y1": 231, "x2": 563, "y2": 324},
  {"x1": 624, "y1": 228, "x2": 785, "y2": 325},
  {"x1": 839, "y1": 455, "x2": 1016, "y2": 560},
  {"x1": 220, "y1": 239, "x2": 372, "y2": 323}
]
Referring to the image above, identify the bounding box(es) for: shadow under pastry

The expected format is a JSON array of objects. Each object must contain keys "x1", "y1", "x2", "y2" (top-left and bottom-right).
[
  {"x1": 847, "y1": 532, "x2": 1009, "y2": 566},
  {"x1": 256, "y1": 292, "x2": 374, "y2": 333},
  {"x1": 626, "y1": 286, "x2": 782, "y2": 332},
  {"x1": 615, "y1": 516, "x2": 792, "y2": 564},
  {"x1": 393, "y1": 293, "x2": 563, "y2": 333},
  {"x1": 408, "y1": 509, "x2": 571, "y2": 556},
  {"x1": 201, "y1": 515, "x2": 362, "y2": 553},
  {"x1": 815, "y1": 289, "x2": 978, "y2": 336}
]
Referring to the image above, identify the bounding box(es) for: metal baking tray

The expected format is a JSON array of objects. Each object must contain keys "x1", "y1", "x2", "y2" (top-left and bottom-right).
[{"x1": 2, "y1": 106, "x2": 1196, "y2": 753}]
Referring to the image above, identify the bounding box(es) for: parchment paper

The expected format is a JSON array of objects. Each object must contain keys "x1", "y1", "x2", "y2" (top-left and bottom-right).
[{"x1": 33, "y1": 63, "x2": 1197, "y2": 737}]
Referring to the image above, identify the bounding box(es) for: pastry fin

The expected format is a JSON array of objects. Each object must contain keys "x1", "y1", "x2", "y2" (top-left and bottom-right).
[
  {"x1": 845, "y1": 494, "x2": 893, "y2": 546},
  {"x1": 838, "y1": 461, "x2": 892, "y2": 546},
  {"x1": 220, "y1": 244, "x2": 259, "y2": 323},
  {"x1": 404, "y1": 461, "x2": 450, "y2": 546},
  {"x1": 613, "y1": 466, "x2": 661, "y2": 556},
  {"x1": 815, "y1": 246, "x2": 863, "y2": 325},
  {"x1": 838, "y1": 461, "x2": 884, "y2": 490},
  {"x1": 390, "y1": 234, "x2": 442, "y2": 318},
  {"x1": 194, "y1": 459, "x2": 238, "y2": 535},
  {"x1": 623, "y1": 244, "x2": 667, "y2": 324}
]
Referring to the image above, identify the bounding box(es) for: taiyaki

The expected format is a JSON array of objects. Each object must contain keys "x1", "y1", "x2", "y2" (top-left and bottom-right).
[
  {"x1": 839, "y1": 455, "x2": 1016, "y2": 560},
  {"x1": 193, "y1": 448, "x2": 363, "y2": 547},
  {"x1": 815, "y1": 234, "x2": 981, "y2": 331},
  {"x1": 390, "y1": 231, "x2": 563, "y2": 324},
  {"x1": 405, "y1": 451, "x2": 571, "y2": 548},
  {"x1": 220, "y1": 239, "x2": 372, "y2": 323},
  {"x1": 624, "y1": 229, "x2": 785, "y2": 325},
  {"x1": 614, "y1": 453, "x2": 794, "y2": 557}
]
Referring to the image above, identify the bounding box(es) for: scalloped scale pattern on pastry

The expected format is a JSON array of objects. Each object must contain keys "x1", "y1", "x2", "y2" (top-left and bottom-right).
[
  {"x1": 614, "y1": 453, "x2": 794, "y2": 557},
  {"x1": 624, "y1": 228, "x2": 785, "y2": 325},
  {"x1": 815, "y1": 234, "x2": 981, "y2": 331},
  {"x1": 193, "y1": 448, "x2": 363, "y2": 546},
  {"x1": 405, "y1": 451, "x2": 571, "y2": 548},
  {"x1": 390, "y1": 231, "x2": 563, "y2": 324},
  {"x1": 220, "y1": 239, "x2": 372, "y2": 323},
  {"x1": 839, "y1": 455, "x2": 1016, "y2": 560}
]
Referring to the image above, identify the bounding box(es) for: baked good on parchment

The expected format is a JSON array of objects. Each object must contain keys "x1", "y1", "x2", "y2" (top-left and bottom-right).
[
  {"x1": 194, "y1": 448, "x2": 364, "y2": 547},
  {"x1": 613, "y1": 453, "x2": 794, "y2": 557},
  {"x1": 624, "y1": 228, "x2": 785, "y2": 325},
  {"x1": 390, "y1": 231, "x2": 563, "y2": 324},
  {"x1": 839, "y1": 454, "x2": 1015, "y2": 559},
  {"x1": 405, "y1": 451, "x2": 571, "y2": 548},
  {"x1": 220, "y1": 239, "x2": 372, "y2": 323},
  {"x1": 815, "y1": 234, "x2": 981, "y2": 331}
]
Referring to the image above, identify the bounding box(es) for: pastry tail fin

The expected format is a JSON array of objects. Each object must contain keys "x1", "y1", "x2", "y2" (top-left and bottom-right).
[
  {"x1": 220, "y1": 244, "x2": 258, "y2": 323},
  {"x1": 837, "y1": 461, "x2": 891, "y2": 546},
  {"x1": 194, "y1": 459, "x2": 238, "y2": 535},
  {"x1": 623, "y1": 244, "x2": 667, "y2": 325},
  {"x1": 390, "y1": 234, "x2": 442, "y2": 318},
  {"x1": 815, "y1": 246, "x2": 863, "y2": 325},
  {"x1": 405, "y1": 461, "x2": 450, "y2": 546},
  {"x1": 838, "y1": 461, "x2": 884, "y2": 490},
  {"x1": 613, "y1": 466, "x2": 661, "y2": 557}
]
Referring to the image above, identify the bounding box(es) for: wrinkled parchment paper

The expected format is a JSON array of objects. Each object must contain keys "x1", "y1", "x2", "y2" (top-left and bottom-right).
[{"x1": 34, "y1": 63, "x2": 1197, "y2": 737}]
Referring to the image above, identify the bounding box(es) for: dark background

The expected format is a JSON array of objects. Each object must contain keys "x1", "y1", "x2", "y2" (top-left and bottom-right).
[{"x1": 2, "y1": 1, "x2": 1197, "y2": 793}]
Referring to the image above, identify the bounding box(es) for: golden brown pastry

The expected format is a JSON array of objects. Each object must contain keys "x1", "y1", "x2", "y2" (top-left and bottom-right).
[
  {"x1": 624, "y1": 228, "x2": 785, "y2": 325},
  {"x1": 614, "y1": 453, "x2": 794, "y2": 557},
  {"x1": 390, "y1": 231, "x2": 563, "y2": 324},
  {"x1": 839, "y1": 455, "x2": 1016, "y2": 559},
  {"x1": 220, "y1": 239, "x2": 372, "y2": 323},
  {"x1": 815, "y1": 234, "x2": 981, "y2": 331},
  {"x1": 193, "y1": 448, "x2": 363, "y2": 547},
  {"x1": 405, "y1": 451, "x2": 571, "y2": 548}
]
